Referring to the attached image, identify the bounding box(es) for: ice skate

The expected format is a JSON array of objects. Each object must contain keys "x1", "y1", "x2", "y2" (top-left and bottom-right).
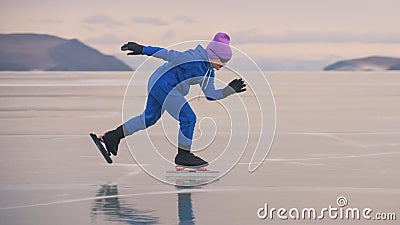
[{"x1": 174, "y1": 150, "x2": 209, "y2": 171}]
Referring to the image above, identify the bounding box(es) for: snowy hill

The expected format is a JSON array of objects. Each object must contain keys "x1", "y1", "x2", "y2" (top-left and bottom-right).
[
  {"x1": 0, "y1": 33, "x2": 132, "y2": 71},
  {"x1": 324, "y1": 56, "x2": 400, "y2": 71}
]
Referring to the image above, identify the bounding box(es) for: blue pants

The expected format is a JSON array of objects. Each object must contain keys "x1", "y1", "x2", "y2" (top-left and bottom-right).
[{"x1": 124, "y1": 79, "x2": 196, "y2": 150}]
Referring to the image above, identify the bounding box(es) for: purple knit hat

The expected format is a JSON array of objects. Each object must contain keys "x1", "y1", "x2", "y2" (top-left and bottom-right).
[{"x1": 206, "y1": 32, "x2": 232, "y2": 62}]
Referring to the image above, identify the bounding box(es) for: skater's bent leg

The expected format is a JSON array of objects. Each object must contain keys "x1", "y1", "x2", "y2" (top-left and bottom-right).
[
  {"x1": 177, "y1": 103, "x2": 196, "y2": 150},
  {"x1": 164, "y1": 90, "x2": 196, "y2": 151},
  {"x1": 163, "y1": 89, "x2": 207, "y2": 167},
  {"x1": 174, "y1": 106, "x2": 208, "y2": 167},
  {"x1": 103, "y1": 89, "x2": 165, "y2": 156},
  {"x1": 123, "y1": 94, "x2": 163, "y2": 135}
]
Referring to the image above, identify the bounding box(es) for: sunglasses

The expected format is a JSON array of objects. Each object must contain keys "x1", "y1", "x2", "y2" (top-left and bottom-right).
[{"x1": 209, "y1": 48, "x2": 230, "y2": 64}]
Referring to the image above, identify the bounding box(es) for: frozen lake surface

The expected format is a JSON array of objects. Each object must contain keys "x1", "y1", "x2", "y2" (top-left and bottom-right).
[{"x1": 0, "y1": 71, "x2": 399, "y2": 224}]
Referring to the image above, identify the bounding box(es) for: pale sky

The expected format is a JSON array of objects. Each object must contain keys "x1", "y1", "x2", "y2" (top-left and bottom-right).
[{"x1": 1, "y1": 0, "x2": 400, "y2": 70}]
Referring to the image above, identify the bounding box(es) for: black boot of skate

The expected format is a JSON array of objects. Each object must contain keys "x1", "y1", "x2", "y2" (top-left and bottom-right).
[
  {"x1": 174, "y1": 147, "x2": 208, "y2": 167},
  {"x1": 102, "y1": 125, "x2": 125, "y2": 156}
]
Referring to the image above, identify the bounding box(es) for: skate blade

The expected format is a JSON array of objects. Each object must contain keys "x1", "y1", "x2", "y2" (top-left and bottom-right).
[
  {"x1": 90, "y1": 132, "x2": 113, "y2": 163},
  {"x1": 176, "y1": 166, "x2": 208, "y2": 171}
]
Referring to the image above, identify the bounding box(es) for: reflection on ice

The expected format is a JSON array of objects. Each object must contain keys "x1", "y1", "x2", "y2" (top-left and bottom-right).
[
  {"x1": 91, "y1": 184, "x2": 198, "y2": 225},
  {"x1": 178, "y1": 192, "x2": 195, "y2": 225},
  {"x1": 166, "y1": 169, "x2": 220, "y2": 186},
  {"x1": 91, "y1": 185, "x2": 159, "y2": 224}
]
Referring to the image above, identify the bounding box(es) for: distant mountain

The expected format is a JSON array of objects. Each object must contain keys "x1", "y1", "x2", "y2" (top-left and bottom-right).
[
  {"x1": 324, "y1": 56, "x2": 400, "y2": 71},
  {"x1": 0, "y1": 33, "x2": 132, "y2": 71}
]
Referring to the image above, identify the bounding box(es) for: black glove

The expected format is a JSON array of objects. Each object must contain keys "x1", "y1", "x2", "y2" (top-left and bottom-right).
[
  {"x1": 223, "y1": 78, "x2": 246, "y2": 97},
  {"x1": 121, "y1": 42, "x2": 144, "y2": 55}
]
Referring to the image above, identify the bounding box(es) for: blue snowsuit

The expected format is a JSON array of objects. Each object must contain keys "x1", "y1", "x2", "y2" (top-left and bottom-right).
[{"x1": 124, "y1": 45, "x2": 226, "y2": 150}]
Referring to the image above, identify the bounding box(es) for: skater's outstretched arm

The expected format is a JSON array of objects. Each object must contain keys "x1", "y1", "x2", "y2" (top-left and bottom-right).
[
  {"x1": 200, "y1": 71, "x2": 224, "y2": 101},
  {"x1": 143, "y1": 46, "x2": 185, "y2": 63},
  {"x1": 121, "y1": 42, "x2": 185, "y2": 64},
  {"x1": 200, "y1": 67, "x2": 246, "y2": 100}
]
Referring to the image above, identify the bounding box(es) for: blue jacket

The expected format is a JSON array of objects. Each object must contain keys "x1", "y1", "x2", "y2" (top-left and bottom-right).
[{"x1": 142, "y1": 45, "x2": 225, "y2": 101}]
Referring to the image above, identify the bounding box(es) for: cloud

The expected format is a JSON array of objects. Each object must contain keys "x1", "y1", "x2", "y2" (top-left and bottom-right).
[
  {"x1": 131, "y1": 17, "x2": 168, "y2": 26},
  {"x1": 232, "y1": 29, "x2": 400, "y2": 44},
  {"x1": 39, "y1": 19, "x2": 63, "y2": 24},
  {"x1": 130, "y1": 16, "x2": 194, "y2": 27},
  {"x1": 82, "y1": 14, "x2": 124, "y2": 27},
  {"x1": 174, "y1": 16, "x2": 196, "y2": 23}
]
